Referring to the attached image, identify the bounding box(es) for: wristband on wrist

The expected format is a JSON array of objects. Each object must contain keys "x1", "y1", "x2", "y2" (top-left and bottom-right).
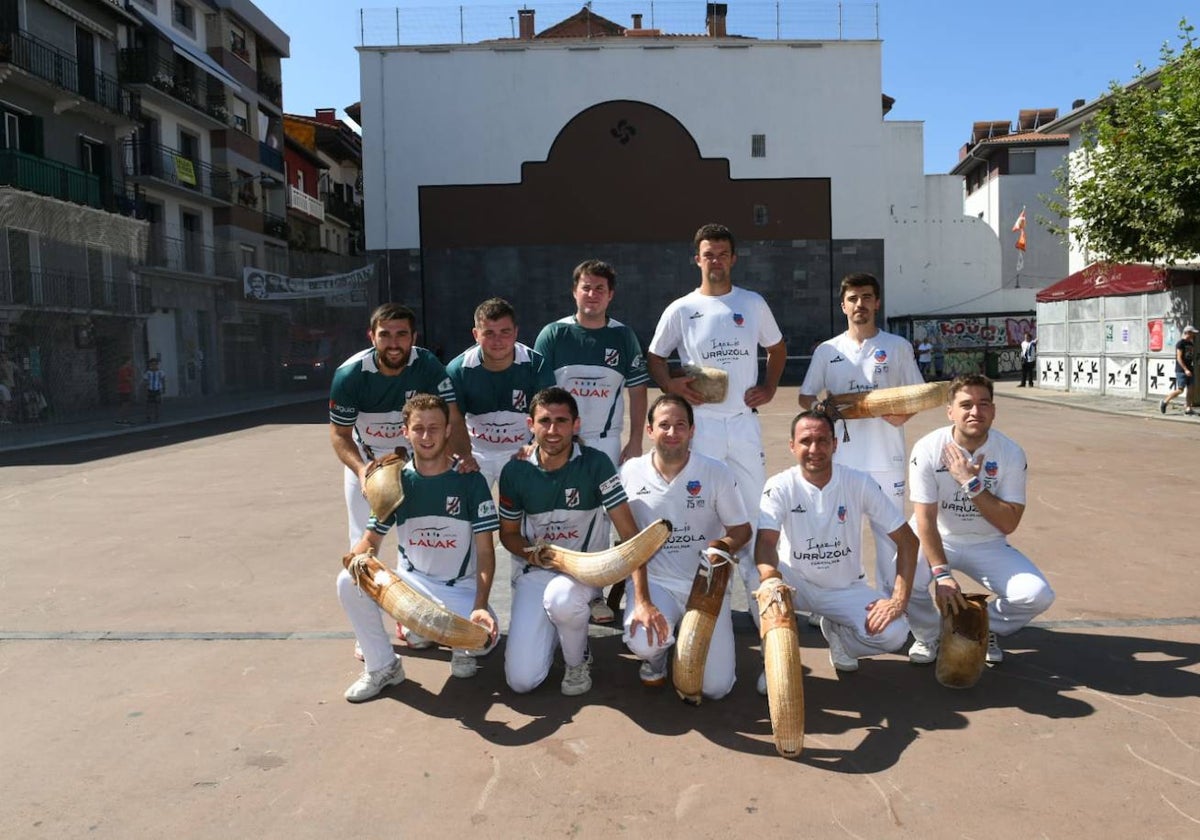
[
  {"x1": 963, "y1": 476, "x2": 983, "y2": 498},
  {"x1": 931, "y1": 565, "x2": 954, "y2": 582}
]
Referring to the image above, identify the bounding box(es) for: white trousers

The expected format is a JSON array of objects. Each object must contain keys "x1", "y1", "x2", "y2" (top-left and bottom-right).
[
  {"x1": 691, "y1": 411, "x2": 766, "y2": 623},
  {"x1": 777, "y1": 567, "x2": 911, "y2": 658},
  {"x1": 907, "y1": 538, "x2": 1055, "y2": 644},
  {"x1": 337, "y1": 564, "x2": 497, "y2": 672},
  {"x1": 623, "y1": 579, "x2": 736, "y2": 700},
  {"x1": 342, "y1": 464, "x2": 372, "y2": 548},
  {"x1": 866, "y1": 466, "x2": 906, "y2": 597},
  {"x1": 504, "y1": 568, "x2": 598, "y2": 693}
]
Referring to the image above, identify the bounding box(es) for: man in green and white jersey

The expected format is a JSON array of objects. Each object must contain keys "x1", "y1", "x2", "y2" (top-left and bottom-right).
[
  {"x1": 329, "y1": 303, "x2": 475, "y2": 546},
  {"x1": 338, "y1": 394, "x2": 499, "y2": 703},
  {"x1": 498, "y1": 387, "x2": 641, "y2": 696},
  {"x1": 534, "y1": 260, "x2": 648, "y2": 470},
  {"x1": 446, "y1": 298, "x2": 555, "y2": 488}
]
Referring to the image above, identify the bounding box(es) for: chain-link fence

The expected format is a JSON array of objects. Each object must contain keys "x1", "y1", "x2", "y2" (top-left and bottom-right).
[{"x1": 359, "y1": 1, "x2": 880, "y2": 46}]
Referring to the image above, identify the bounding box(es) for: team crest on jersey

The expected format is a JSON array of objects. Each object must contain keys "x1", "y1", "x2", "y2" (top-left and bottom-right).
[
  {"x1": 445, "y1": 496, "x2": 461, "y2": 516},
  {"x1": 732, "y1": 313, "x2": 745, "y2": 327},
  {"x1": 873, "y1": 349, "x2": 888, "y2": 363},
  {"x1": 837, "y1": 505, "x2": 847, "y2": 523},
  {"x1": 513, "y1": 390, "x2": 528, "y2": 411},
  {"x1": 437, "y1": 377, "x2": 453, "y2": 393},
  {"x1": 984, "y1": 461, "x2": 998, "y2": 477},
  {"x1": 686, "y1": 481, "x2": 702, "y2": 496},
  {"x1": 604, "y1": 348, "x2": 620, "y2": 367},
  {"x1": 565, "y1": 487, "x2": 580, "y2": 508},
  {"x1": 405, "y1": 390, "x2": 417, "y2": 401}
]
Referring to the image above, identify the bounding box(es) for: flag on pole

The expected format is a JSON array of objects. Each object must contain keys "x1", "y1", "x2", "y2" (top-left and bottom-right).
[{"x1": 1013, "y1": 207, "x2": 1027, "y2": 272}]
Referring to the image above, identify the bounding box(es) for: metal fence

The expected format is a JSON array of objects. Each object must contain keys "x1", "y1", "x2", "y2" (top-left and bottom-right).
[{"x1": 359, "y1": 1, "x2": 880, "y2": 45}]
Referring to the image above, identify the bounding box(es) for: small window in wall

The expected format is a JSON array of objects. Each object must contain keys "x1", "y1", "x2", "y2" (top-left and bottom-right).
[
  {"x1": 231, "y1": 97, "x2": 249, "y2": 134},
  {"x1": 230, "y1": 23, "x2": 248, "y2": 60},
  {"x1": 240, "y1": 245, "x2": 256, "y2": 270},
  {"x1": 172, "y1": 1, "x2": 194, "y2": 33},
  {"x1": 3, "y1": 111, "x2": 21, "y2": 150},
  {"x1": 753, "y1": 204, "x2": 768, "y2": 226},
  {"x1": 751, "y1": 134, "x2": 766, "y2": 158},
  {"x1": 1007, "y1": 149, "x2": 1035, "y2": 175}
]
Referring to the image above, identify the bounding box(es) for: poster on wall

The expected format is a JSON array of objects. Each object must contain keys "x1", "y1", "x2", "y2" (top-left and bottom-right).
[{"x1": 1149, "y1": 319, "x2": 1164, "y2": 352}]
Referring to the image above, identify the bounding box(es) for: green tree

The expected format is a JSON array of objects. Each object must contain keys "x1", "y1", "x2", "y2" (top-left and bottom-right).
[{"x1": 1048, "y1": 20, "x2": 1200, "y2": 265}]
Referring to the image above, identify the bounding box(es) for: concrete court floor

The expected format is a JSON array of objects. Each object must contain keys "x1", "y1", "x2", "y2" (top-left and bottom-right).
[{"x1": 1, "y1": 386, "x2": 1198, "y2": 838}]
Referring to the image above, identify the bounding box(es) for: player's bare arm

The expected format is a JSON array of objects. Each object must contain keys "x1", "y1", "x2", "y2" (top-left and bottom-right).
[
  {"x1": 754, "y1": 527, "x2": 782, "y2": 582},
  {"x1": 607, "y1": 501, "x2": 641, "y2": 544},
  {"x1": 621, "y1": 384, "x2": 648, "y2": 463},
  {"x1": 647, "y1": 352, "x2": 704, "y2": 405},
  {"x1": 350, "y1": 527, "x2": 383, "y2": 558},
  {"x1": 865, "y1": 523, "x2": 918, "y2": 635},
  {"x1": 471, "y1": 530, "x2": 498, "y2": 642},
  {"x1": 880, "y1": 412, "x2": 917, "y2": 427},
  {"x1": 723, "y1": 522, "x2": 753, "y2": 557},
  {"x1": 941, "y1": 443, "x2": 1025, "y2": 534},
  {"x1": 447, "y1": 403, "x2": 479, "y2": 473},
  {"x1": 913, "y1": 501, "x2": 967, "y2": 614},
  {"x1": 331, "y1": 423, "x2": 370, "y2": 482},
  {"x1": 744, "y1": 339, "x2": 787, "y2": 409},
  {"x1": 498, "y1": 516, "x2": 534, "y2": 560}
]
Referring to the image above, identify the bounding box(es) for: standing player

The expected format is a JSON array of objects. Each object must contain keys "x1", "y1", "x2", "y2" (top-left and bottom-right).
[
  {"x1": 620, "y1": 394, "x2": 751, "y2": 697},
  {"x1": 535, "y1": 260, "x2": 649, "y2": 621},
  {"x1": 498, "y1": 387, "x2": 641, "y2": 696},
  {"x1": 755, "y1": 408, "x2": 919, "y2": 678},
  {"x1": 904, "y1": 375, "x2": 1055, "y2": 665},
  {"x1": 799, "y1": 273, "x2": 923, "y2": 625},
  {"x1": 446, "y1": 298, "x2": 555, "y2": 487},
  {"x1": 337, "y1": 394, "x2": 499, "y2": 702},
  {"x1": 329, "y1": 303, "x2": 474, "y2": 548},
  {"x1": 647, "y1": 223, "x2": 786, "y2": 615}
]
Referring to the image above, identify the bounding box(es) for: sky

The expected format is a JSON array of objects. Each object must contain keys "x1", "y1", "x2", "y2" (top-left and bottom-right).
[{"x1": 253, "y1": 0, "x2": 1194, "y2": 173}]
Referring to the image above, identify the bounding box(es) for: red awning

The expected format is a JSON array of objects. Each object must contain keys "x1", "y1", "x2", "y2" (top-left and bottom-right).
[{"x1": 1035, "y1": 263, "x2": 1170, "y2": 302}]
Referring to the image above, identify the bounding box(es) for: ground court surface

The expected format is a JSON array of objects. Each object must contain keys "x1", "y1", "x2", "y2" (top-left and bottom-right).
[{"x1": 1, "y1": 384, "x2": 1198, "y2": 837}]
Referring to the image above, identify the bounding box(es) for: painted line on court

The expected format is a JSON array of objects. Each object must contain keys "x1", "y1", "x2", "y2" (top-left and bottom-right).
[{"x1": 1, "y1": 617, "x2": 1197, "y2": 642}]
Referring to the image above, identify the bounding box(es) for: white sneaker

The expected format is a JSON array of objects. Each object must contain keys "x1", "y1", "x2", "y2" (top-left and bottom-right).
[
  {"x1": 986, "y1": 632, "x2": 1004, "y2": 664},
  {"x1": 908, "y1": 638, "x2": 938, "y2": 665},
  {"x1": 589, "y1": 597, "x2": 615, "y2": 623},
  {"x1": 639, "y1": 660, "x2": 667, "y2": 687},
  {"x1": 561, "y1": 661, "x2": 592, "y2": 696},
  {"x1": 819, "y1": 616, "x2": 859, "y2": 672},
  {"x1": 400, "y1": 625, "x2": 435, "y2": 650},
  {"x1": 807, "y1": 612, "x2": 822, "y2": 627},
  {"x1": 450, "y1": 650, "x2": 478, "y2": 679},
  {"x1": 344, "y1": 656, "x2": 406, "y2": 702},
  {"x1": 756, "y1": 670, "x2": 767, "y2": 696}
]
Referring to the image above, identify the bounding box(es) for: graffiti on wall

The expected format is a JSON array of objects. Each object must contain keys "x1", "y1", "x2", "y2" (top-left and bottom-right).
[
  {"x1": 1147, "y1": 360, "x2": 1175, "y2": 394},
  {"x1": 1040, "y1": 357, "x2": 1066, "y2": 387},
  {"x1": 943, "y1": 350, "x2": 983, "y2": 377},
  {"x1": 914, "y1": 317, "x2": 1035, "y2": 349},
  {"x1": 1105, "y1": 358, "x2": 1140, "y2": 393},
  {"x1": 995, "y1": 347, "x2": 1022, "y2": 374},
  {"x1": 1071, "y1": 357, "x2": 1102, "y2": 391}
]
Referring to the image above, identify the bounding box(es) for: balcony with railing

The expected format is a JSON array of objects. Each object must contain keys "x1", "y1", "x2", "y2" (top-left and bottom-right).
[
  {"x1": 123, "y1": 139, "x2": 231, "y2": 204},
  {"x1": 256, "y1": 67, "x2": 282, "y2": 108},
  {"x1": 322, "y1": 191, "x2": 362, "y2": 227},
  {"x1": 288, "y1": 185, "x2": 324, "y2": 221},
  {"x1": 0, "y1": 268, "x2": 148, "y2": 314},
  {"x1": 259, "y1": 140, "x2": 283, "y2": 173},
  {"x1": 0, "y1": 28, "x2": 132, "y2": 119},
  {"x1": 118, "y1": 47, "x2": 229, "y2": 126}
]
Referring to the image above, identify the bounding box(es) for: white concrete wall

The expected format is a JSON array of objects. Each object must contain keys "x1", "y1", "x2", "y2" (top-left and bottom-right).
[{"x1": 359, "y1": 39, "x2": 888, "y2": 251}]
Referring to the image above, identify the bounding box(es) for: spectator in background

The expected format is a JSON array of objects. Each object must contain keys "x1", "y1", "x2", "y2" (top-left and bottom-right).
[
  {"x1": 917, "y1": 338, "x2": 934, "y2": 380},
  {"x1": 144, "y1": 357, "x2": 166, "y2": 423},
  {"x1": 116, "y1": 357, "x2": 135, "y2": 426},
  {"x1": 1019, "y1": 332, "x2": 1037, "y2": 388}
]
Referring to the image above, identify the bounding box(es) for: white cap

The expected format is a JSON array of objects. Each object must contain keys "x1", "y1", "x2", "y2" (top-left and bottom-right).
[{"x1": 1185, "y1": 325, "x2": 1198, "y2": 334}]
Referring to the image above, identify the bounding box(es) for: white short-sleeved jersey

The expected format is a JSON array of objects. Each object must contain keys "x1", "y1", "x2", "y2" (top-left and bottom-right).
[
  {"x1": 799, "y1": 330, "x2": 923, "y2": 472},
  {"x1": 648, "y1": 287, "x2": 783, "y2": 419},
  {"x1": 619, "y1": 451, "x2": 750, "y2": 595},
  {"x1": 759, "y1": 464, "x2": 906, "y2": 589},
  {"x1": 908, "y1": 426, "x2": 1028, "y2": 544}
]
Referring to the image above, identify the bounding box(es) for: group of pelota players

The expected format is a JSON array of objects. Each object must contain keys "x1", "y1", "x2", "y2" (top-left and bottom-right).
[{"x1": 330, "y1": 222, "x2": 1056, "y2": 704}]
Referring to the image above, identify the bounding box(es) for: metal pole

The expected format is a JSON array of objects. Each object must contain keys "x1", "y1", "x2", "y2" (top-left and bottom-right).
[
  {"x1": 650, "y1": 0, "x2": 654, "y2": 30},
  {"x1": 776, "y1": 0, "x2": 780, "y2": 39},
  {"x1": 359, "y1": 7, "x2": 364, "y2": 46},
  {"x1": 838, "y1": 1, "x2": 843, "y2": 39},
  {"x1": 395, "y1": 7, "x2": 400, "y2": 45},
  {"x1": 460, "y1": 6, "x2": 464, "y2": 44}
]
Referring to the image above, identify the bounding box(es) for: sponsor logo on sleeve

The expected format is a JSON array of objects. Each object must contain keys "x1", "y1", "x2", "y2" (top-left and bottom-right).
[
  {"x1": 599, "y1": 474, "x2": 622, "y2": 495},
  {"x1": 478, "y1": 499, "x2": 496, "y2": 517}
]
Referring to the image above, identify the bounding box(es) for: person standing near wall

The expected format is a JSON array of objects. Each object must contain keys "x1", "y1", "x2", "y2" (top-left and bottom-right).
[
  {"x1": 1019, "y1": 332, "x2": 1037, "y2": 388},
  {"x1": 1161, "y1": 326, "x2": 1196, "y2": 415}
]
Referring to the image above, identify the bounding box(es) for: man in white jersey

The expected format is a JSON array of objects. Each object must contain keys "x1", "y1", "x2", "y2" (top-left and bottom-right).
[
  {"x1": 447, "y1": 298, "x2": 556, "y2": 488},
  {"x1": 647, "y1": 223, "x2": 786, "y2": 619},
  {"x1": 755, "y1": 408, "x2": 919, "y2": 677},
  {"x1": 799, "y1": 273, "x2": 923, "y2": 622},
  {"x1": 498, "y1": 387, "x2": 641, "y2": 696},
  {"x1": 329, "y1": 303, "x2": 475, "y2": 548},
  {"x1": 905, "y1": 375, "x2": 1055, "y2": 665},
  {"x1": 620, "y1": 394, "x2": 751, "y2": 697},
  {"x1": 337, "y1": 395, "x2": 499, "y2": 703}
]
